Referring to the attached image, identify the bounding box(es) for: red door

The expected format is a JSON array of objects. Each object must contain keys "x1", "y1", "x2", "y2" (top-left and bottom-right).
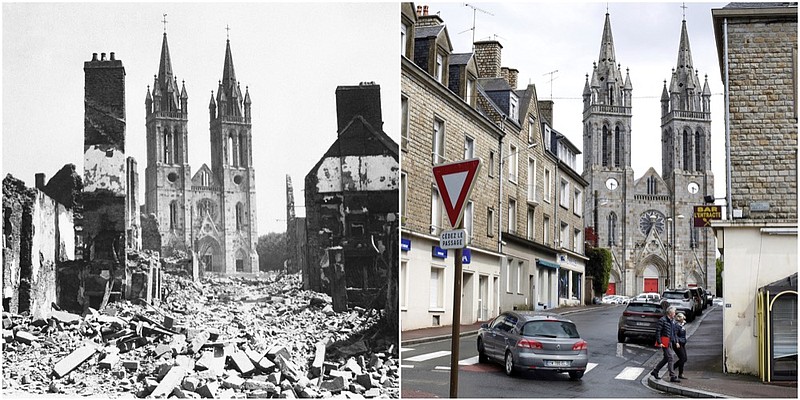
[
  {"x1": 644, "y1": 278, "x2": 659, "y2": 293},
  {"x1": 606, "y1": 283, "x2": 616, "y2": 295}
]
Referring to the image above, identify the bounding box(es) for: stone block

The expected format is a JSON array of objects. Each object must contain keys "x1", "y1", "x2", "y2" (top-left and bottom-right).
[
  {"x1": 248, "y1": 390, "x2": 271, "y2": 399},
  {"x1": 344, "y1": 358, "x2": 362, "y2": 375},
  {"x1": 171, "y1": 334, "x2": 187, "y2": 354},
  {"x1": 182, "y1": 376, "x2": 200, "y2": 392},
  {"x1": 154, "y1": 343, "x2": 173, "y2": 358},
  {"x1": 246, "y1": 348, "x2": 276, "y2": 373},
  {"x1": 196, "y1": 381, "x2": 219, "y2": 399},
  {"x1": 2, "y1": 329, "x2": 14, "y2": 342},
  {"x1": 50, "y1": 310, "x2": 81, "y2": 324},
  {"x1": 2, "y1": 316, "x2": 12, "y2": 329},
  {"x1": 52, "y1": 345, "x2": 97, "y2": 378},
  {"x1": 355, "y1": 374, "x2": 372, "y2": 389},
  {"x1": 267, "y1": 371, "x2": 282, "y2": 385},
  {"x1": 151, "y1": 366, "x2": 186, "y2": 398},
  {"x1": 280, "y1": 389, "x2": 296, "y2": 398},
  {"x1": 14, "y1": 331, "x2": 36, "y2": 345},
  {"x1": 266, "y1": 345, "x2": 291, "y2": 361},
  {"x1": 196, "y1": 350, "x2": 225, "y2": 374},
  {"x1": 229, "y1": 351, "x2": 255, "y2": 375},
  {"x1": 320, "y1": 376, "x2": 345, "y2": 393},
  {"x1": 99, "y1": 353, "x2": 119, "y2": 369},
  {"x1": 189, "y1": 331, "x2": 210, "y2": 354},
  {"x1": 174, "y1": 355, "x2": 194, "y2": 371},
  {"x1": 243, "y1": 379, "x2": 277, "y2": 392},
  {"x1": 363, "y1": 388, "x2": 382, "y2": 398},
  {"x1": 310, "y1": 342, "x2": 325, "y2": 377},
  {"x1": 222, "y1": 374, "x2": 245, "y2": 390},
  {"x1": 172, "y1": 386, "x2": 188, "y2": 399},
  {"x1": 122, "y1": 360, "x2": 139, "y2": 371}
]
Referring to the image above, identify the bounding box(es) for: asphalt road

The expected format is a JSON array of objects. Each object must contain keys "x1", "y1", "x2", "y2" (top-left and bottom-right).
[{"x1": 401, "y1": 305, "x2": 682, "y2": 398}]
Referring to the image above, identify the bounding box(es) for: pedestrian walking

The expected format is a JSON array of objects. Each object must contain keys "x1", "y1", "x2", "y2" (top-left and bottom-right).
[
  {"x1": 673, "y1": 312, "x2": 688, "y2": 379},
  {"x1": 650, "y1": 306, "x2": 680, "y2": 382}
]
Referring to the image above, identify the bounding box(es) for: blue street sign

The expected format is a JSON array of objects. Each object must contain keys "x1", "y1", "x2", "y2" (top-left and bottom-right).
[
  {"x1": 401, "y1": 238, "x2": 411, "y2": 252},
  {"x1": 462, "y1": 249, "x2": 471, "y2": 264},
  {"x1": 432, "y1": 246, "x2": 448, "y2": 259}
]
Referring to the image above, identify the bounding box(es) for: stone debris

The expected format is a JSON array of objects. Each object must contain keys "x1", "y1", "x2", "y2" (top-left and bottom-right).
[{"x1": 1, "y1": 271, "x2": 398, "y2": 398}]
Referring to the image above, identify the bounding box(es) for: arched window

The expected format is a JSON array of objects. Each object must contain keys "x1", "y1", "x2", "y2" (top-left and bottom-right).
[
  {"x1": 199, "y1": 170, "x2": 210, "y2": 187},
  {"x1": 235, "y1": 202, "x2": 244, "y2": 231},
  {"x1": 163, "y1": 127, "x2": 170, "y2": 163},
  {"x1": 695, "y1": 130, "x2": 705, "y2": 172},
  {"x1": 239, "y1": 132, "x2": 247, "y2": 167},
  {"x1": 614, "y1": 126, "x2": 622, "y2": 167},
  {"x1": 682, "y1": 129, "x2": 691, "y2": 171},
  {"x1": 169, "y1": 201, "x2": 178, "y2": 230},
  {"x1": 602, "y1": 125, "x2": 610, "y2": 166},
  {"x1": 607, "y1": 212, "x2": 617, "y2": 247},
  {"x1": 647, "y1": 176, "x2": 657, "y2": 195},
  {"x1": 174, "y1": 127, "x2": 182, "y2": 164},
  {"x1": 227, "y1": 134, "x2": 235, "y2": 166}
]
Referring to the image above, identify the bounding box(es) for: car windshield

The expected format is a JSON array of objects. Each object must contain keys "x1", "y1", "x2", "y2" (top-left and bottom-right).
[
  {"x1": 521, "y1": 320, "x2": 580, "y2": 338},
  {"x1": 626, "y1": 304, "x2": 663, "y2": 313},
  {"x1": 663, "y1": 292, "x2": 686, "y2": 299}
]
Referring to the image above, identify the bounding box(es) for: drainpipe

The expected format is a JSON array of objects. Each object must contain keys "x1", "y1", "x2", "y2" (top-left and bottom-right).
[
  {"x1": 724, "y1": 18, "x2": 732, "y2": 220},
  {"x1": 497, "y1": 116, "x2": 507, "y2": 254}
]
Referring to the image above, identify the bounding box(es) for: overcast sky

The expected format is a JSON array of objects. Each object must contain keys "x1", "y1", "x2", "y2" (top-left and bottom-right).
[
  {"x1": 2, "y1": 2, "x2": 398, "y2": 235},
  {"x1": 427, "y1": 2, "x2": 727, "y2": 200}
]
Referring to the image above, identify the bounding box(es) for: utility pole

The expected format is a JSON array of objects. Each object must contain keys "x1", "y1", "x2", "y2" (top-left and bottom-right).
[{"x1": 464, "y1": 3, "x2": 493, "y2": 51}]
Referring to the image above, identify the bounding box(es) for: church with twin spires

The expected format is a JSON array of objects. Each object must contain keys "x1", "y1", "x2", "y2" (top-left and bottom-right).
[
  {"x1": 582, "y1": 12, "x2": 715, "y2": 296},
  {"x1": 144, "y1": 31, "x2": 259, "y2": 274}
]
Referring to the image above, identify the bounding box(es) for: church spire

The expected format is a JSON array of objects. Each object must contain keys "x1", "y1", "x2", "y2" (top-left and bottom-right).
[
  {"x1": 152, "y1": 32, "x2": 182, "y2": 113},
  {"x1": 668, "y1": 18, "x2": 703, "y2": 112},
  {"x1": 598, "y1": 13, "x2": 616, "y2": 66},
  {"x1": 217, "y1": 37, "x2": 243, "y2": 117},
  {"x1": 589, "y1": 12, "x2": 625, "y2": 106}
]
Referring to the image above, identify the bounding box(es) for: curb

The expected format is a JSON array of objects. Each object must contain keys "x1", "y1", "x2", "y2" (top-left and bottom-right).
[{"x1": 643, "y1": 306, "x2": 729, "y2": 398}]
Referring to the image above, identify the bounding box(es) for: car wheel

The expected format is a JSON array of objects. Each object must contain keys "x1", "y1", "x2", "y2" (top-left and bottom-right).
[
  {"x1": 617, "y1": 330, "x2": 626, "y2": 343},
  {"x1": 504, "y1": 351, "x2": 515, "y2": 376},
  {"x1": 568, "y1": 371, "x2": 584, "y2": 380},
  {"x1": 477, "y1": 339, "x2": 489, "y2": 363},
  {"x1": 687, "y1": 311, "x2": 695, "y2": 322},
  {"x1": 696, "y1": 306, "x2": 703, "y2": 316}
]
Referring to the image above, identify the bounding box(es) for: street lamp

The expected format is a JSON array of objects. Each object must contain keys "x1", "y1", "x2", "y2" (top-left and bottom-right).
[{"x1": 666, "y1": 214, "x2": 685, "y2": 288}]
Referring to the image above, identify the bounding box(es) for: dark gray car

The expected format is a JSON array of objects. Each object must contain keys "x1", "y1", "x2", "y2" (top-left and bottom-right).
[{"x1": 477, "y1": 311, "x2": 589, "y2": 379}]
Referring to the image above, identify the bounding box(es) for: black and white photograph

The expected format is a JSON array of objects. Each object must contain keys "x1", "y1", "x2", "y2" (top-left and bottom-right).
[{"x1": 3, "y1": 2, "x2": 399, "y2": 398}]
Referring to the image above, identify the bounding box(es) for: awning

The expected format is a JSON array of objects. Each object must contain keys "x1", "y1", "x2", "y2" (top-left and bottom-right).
[{"x1": 537, "y1": 259, "x2": 560, "y2": 269}]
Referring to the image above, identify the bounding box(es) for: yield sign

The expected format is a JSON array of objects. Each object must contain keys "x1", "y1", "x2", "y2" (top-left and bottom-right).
[{"x1": 432, "y1": 158, "x2": 482, "y2": 229}]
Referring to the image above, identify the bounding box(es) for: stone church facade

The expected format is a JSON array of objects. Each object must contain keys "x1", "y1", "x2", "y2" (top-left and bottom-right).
[
  {"x1": 144, "y1": 33, "x2": 259, "y2": 274},
  {"x1": 583, "y1": 13, "x2": 715, "y2": 296}
]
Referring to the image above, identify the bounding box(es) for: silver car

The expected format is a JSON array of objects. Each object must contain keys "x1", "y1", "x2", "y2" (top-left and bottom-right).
[{"x1": 477, "y1": 311, "x2": 589, "y2": 379}]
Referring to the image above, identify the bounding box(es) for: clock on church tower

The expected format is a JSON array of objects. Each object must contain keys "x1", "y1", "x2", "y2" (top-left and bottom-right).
[{"x1": 639, "y1": 210, "x2": 666, "y2": 235}]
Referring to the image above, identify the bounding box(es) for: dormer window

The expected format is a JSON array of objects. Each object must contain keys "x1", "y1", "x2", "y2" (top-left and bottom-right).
[
  {"x1": 528, "y1": 116, "x2": 536, "y2": 144},
  {"x1": 466, "y1": 77, "x2": 475, "y2": 105},
  {"x1": 510, "y1": 95, "x2": 519, "y2": 120},
  {"x1": 401, "y1": 23, "x2": 408, "y2": 57},
  {"x1": 435, "y1": 52, "x2": 444, "y2": 83}
]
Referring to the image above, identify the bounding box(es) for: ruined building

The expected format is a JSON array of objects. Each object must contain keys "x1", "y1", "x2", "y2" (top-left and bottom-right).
[
  {"x1": 144, "y1": 32, "x2": 259, "y2": 274},
  {"x1": 304, "y1": 83, "x2": 399, "y2": 311}
]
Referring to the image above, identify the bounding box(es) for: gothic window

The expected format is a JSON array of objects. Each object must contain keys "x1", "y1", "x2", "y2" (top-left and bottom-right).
[
  {"x1": 169, "y1": 200, "x2": 178, "y2": 230},
  {"x1": 682, "y1": 129, "x2": 691, "y2": 171},
  {"x1": 607, "y1": 212, "x2": 617, "y2": 247},
  {"x1": 690, "y1": 224, "x2": 699, "y2": 249},
  {"x1": 602, "y1": 125, "x2": 609, "y2": 166},
  {"x1": 614, "y1": 126, "x2": 622, "y2": 167},
  {"x1": 239, "y1": 132, "x2": 247, "y2": 167},
  {"x1": 163, "y1": 128, "x2": 171, "y2": 164},
  {"x1": 235, "y1": 202, "x2": 244, "y2": 231},
  {"x1": 647, "y1": 176, "x2": 657, "y2": 195},
  {"x1": 199, "y1": 170, "x2": 210, "y2": 187},
  {"x1": 173, "y1": 127, "x2": 181, "y2": 164},
  {"x1": 695, "y1": 130, "x2": 705, "y2": 172}
]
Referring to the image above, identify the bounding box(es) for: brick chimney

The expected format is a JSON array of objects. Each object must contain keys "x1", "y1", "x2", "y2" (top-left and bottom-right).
[
  {"x1": 35, "y1": 173, "x2": 45, "y2": 190},
  {"x1": 501, "y1": 67, "x2": 519, "y2": 90},
  {"x1": 474, "y1": 40, "x2": 502, "y2": 79},
  {"x1": 416, "y1": 5, "x2": 444, "y2": 27},
  {"x1": 538, "y1": 100, "x2": 554, "y2": 126},
  {"x1": 335, "y1": 82, "x2": 383, "y2": 134}
]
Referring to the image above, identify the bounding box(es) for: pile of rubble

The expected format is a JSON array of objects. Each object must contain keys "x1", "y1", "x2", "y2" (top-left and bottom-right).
[{"x1": 2, "y1": 272, "x2": 399, "y2": 398}]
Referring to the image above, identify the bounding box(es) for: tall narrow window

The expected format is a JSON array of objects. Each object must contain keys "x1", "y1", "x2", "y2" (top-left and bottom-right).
[
  {"x1": 435, "y1": 53, "x2": 444, "y2": 83},
  {"x1": 608, "y1": 212, "x2": 618, "y2": 246},
  {"x1": 400, "y1": 23, "x2": 407, "y2": 57},
  {"x1": 526, "y1": 208, "x2": 535, "y2": 240},
  {"x1": 169, "y1": 201, "x2": 178, "y2": 230},
  {"x1": 682, "y1": 129, "x2": 691, "y2": 171},
  {"x1": 464, "y1": 136, "x2": 474, "y2": 159},
  {"x1": 544, "y1": 169, "x2": 552, "y2": 202},
  {"x1": 235, "y1": 202, "x2": 244, "y2": 231},
  {"x1": 543, "y1": 216, "x2": 551, "y2": 247},
  {"x1": 559, "y1": 179, "x2": 570, "y2": 208},
  {"x1": 508, "y1": 198, "x2": 517, "y2": 234},
  {"x1": 560, "y1": 222, "x2": 569, "y2": 249},
  {"x1": 466, "y1": 77, "x2": 475, "y2": 105},
  {"x1": 573, "y1": 189, "x2": 583, "y2": 215},
  {"x1": 431, "y1": 187, "x2": 442, "y2": 234},
  {"x1": 690, "y1": 224, "x2": 699, "y2": 249},
  {"x1": 574, "y1": 228, "x2": 582, "y2": 253},
  {"x1": 227, "y1": 135, "x2": 235, "y2": 166},
  {"x1": 487, "y1": 207, "x2": 495, "y2": 237},
  {"x1": 430, "y1": 267, "x2": 444, "y2": 308},
  {"x1": 695, "y1": 130, "x2": 704, "y2": 172},
  {"x1": 510, "y1": 96, "x2": 519, "y2": 120},
  {"x1": 614, "y1": 126, "x2": 622, "y2": 167},
  {"x1": 433, "y1": 119, "x2": 445, "y2": 164},
  {"x1": 528, "y1": 117, "x2": 536, "y2": 144},
  {"x1": 602, "y1": 126, "x2": 609, "y2": 166},
  {"x1": 508, "y1": 144, "x2": 518, "y2": 183},
  {"x1": 527, "y1": 158, "x2": 537, "y2": 202},
  {"x1": 239, "y1": 132, "x2": 247, "y2": 167},
  {"x1": 401, "y1": 96, "x2": 409, "y2": 150},
  {"x1": 488, "y1": 151, "x2": 495, "y2": 177},
  {"x1": 400, "y1": 172, "x2": 408, "y2": 225},
  {"x1": 464, "y1": 201, "x2": 474, "y2": 238}
]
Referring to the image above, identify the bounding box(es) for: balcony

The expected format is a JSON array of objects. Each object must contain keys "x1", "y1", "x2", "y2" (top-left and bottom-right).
[
  {"x1": 664, "y1": 110, "x2": 711, "y2": 121},
  {"x1": 583, "y1": 104, "x2": 631, "y2": 118}
]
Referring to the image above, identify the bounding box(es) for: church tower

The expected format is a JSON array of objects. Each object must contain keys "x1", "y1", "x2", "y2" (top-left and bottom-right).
[
  {"x1": 144, "y1": 31, "x2": 192, "y2": 255},
  {"x1": 660, "y1": 17, "x2": 715, "y2": 290},
  {"x1": 208, "y1": 38, "x2": 259, "y2": 273},
  {"x1": 582, "y1": 12, "x2": 634, "y2": 290}
]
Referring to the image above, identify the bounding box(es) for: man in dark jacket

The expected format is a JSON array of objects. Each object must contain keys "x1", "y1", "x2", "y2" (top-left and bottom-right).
[{"x1": 651, "y1": 306, "x2": 680, "y2": 382}]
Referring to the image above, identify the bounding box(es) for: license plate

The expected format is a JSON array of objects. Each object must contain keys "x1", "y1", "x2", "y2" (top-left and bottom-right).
[
  {"x1": 545, "y1": 360, "x2": 570, "y2": 367},
  {"x1": 636, "y1": 322, "x2": 650, "y2": 326}
]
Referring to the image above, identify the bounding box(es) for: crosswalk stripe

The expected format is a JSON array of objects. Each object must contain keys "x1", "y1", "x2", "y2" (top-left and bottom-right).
[
  {"x1": 434, "y1": 366, "x2": 450, "y2": 370},
  {"x1": 585, "y1": 362, "x2": 598, "y2": 373},
  {"x1": 401, "y1": 365, "x2": 415, "y2": 369},
  {"x1": 404, "y1": 350, "x2": 451, "y2": 362},
  {"x1": 459, "y1": 356, "x2": 479, "y2": 365},
  {"x1": 615, "y1": 366, "x2": 645, "y2": 380},
  {"x1": 400, "y1": 347, "x2": 415, "y2": 353}
]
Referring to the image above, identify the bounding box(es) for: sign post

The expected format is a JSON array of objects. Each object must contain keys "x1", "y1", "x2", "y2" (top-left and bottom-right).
[{"x1": 432, "y1": 158, "x2": 481, "y2": 399}]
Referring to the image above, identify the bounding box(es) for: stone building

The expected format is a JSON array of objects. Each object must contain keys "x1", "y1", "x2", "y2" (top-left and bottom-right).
[
  {"x1": 400, "y1": 3, "x2": 587, "y2": 331},
  {"x1": 304, "y1": 83, "x2": 399, "y2": 311},
  {"x1": 710, "y1": 2, "x2": 797, "y2": 379},
  {"x1": 144, "y1": 33, "x2": 259, "y2": 274},
  {"x1": 583, "y1": 12, "x2": 715, "y2": 296}
]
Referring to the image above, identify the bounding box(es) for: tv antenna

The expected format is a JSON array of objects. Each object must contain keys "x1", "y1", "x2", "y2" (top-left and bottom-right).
[
  {"x1": 463, "y1": 3, "x2": 493, "y2": 51},
  {"x1": 543, "y1": 70, "x2": 559, "y2": 99}
]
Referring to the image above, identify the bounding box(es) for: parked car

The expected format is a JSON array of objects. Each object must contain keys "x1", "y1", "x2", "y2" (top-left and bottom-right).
[
  {"x1": 477, "y1": 311, "x2": 589, "y2": 379},
  {"x1": 696, "y1": 287, "x2": 708, "y2": 310},
  {"x1": 713, "y1": 297, "x2": 724, "y2": 307},
  {"x1": 618, "y1": 301, "x2": 664, "y2": 343},
  {"x1": 617, "y1": 295, "x2": 632, "y2": 304},
  {"x1": 660, "y1": 289, "x2": 696, "y2": 322},
  {"x1": 633, "y1": 292, "x2": 661, "y2": 303},
  {"x1": 705, "y1": 290, "x2": 714, "y2": 306},
  {"x1": 688, "y1": 288, "x2": 703, "y2": 316}
]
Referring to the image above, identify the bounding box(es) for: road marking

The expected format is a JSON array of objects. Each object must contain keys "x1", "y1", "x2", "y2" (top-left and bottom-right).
[
  {"x1": 434, "y1": 366, "x2": 450, "y2": 370},
  {"x1": 585, "y1": 362, "x2": 598, "y2": 373},
  {"x1": 400, "y1": 365, "x2": 414, "y2": 369},
  {"x1": 404, "y1": 350, "x2": 451, "y2": 362},
  {"x1": 400, "y1": 347, "x2": 415, "y2": 353},
  {"x1": 615, "y1": 366, "x2": 645, "y2": 380},
  {"x1": 458, "y1": 356, "x2": 479, "y2": 365}
]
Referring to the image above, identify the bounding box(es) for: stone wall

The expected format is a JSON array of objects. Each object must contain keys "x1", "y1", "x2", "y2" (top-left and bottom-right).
[{"x1": 726, "y1": 14, "x2": 797, "y2": 221}]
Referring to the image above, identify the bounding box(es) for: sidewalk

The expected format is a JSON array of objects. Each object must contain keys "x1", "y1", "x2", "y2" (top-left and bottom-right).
[
  {"x1": 400, "y1": 304, "x2": 604, "y2": 346},
  {"x1": 645, "y1": 306, "x2": 797, "y2": 398}
]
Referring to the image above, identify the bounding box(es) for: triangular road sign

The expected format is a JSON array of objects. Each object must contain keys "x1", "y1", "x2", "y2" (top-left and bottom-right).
[{"x1": 432, "y1": 158, "x2": 482, "y2": 229}]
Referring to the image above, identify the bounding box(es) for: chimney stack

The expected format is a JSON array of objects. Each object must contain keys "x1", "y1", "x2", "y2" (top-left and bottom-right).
[
  {"x1": 416, "y1": 5, "x2": 444, "y2": 27},
  {"x1": 538, "y1": 100, "x2": 554, "y2": 126},
  {"x1": 35, "y1": 173, "x2": 45, "y2": 190},
  {"x1": 474, "y1": 40, "x2": 503, "y2": 79},
  {"x1": 335, "y1": 83, "x2": 383, "y2": 134}
]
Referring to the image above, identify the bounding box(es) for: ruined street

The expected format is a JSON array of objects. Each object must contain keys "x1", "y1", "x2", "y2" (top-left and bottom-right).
[{"x1": 2, "y1": 270, "x2": 399, "y2": 398}]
